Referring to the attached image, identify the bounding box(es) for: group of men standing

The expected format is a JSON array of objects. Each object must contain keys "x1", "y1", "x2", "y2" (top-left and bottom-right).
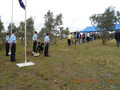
[
  {"x1": 67, "y1": 31, "x2": 82, "y2": 46},
  {"x1": 5, "y1": 30, "x2": 50, "y2": 63},
  {"x1": 5, "y1": 30, "x2": 17, "y2": 62},
  {"x1": 67, "y1": 31, "x2": 96, "y2": 46},
  {"x1": 32, "y1": 31, "x2": 50, "y2": 57}
]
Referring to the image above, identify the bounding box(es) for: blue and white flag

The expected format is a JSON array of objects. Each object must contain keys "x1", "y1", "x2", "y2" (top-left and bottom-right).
[{"x1": 18, "y1": 0, "x2": 25, "y2": 10}]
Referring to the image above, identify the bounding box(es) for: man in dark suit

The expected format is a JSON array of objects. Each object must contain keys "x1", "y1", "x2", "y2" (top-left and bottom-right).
[
  {"x1": 75, "y1": 31, "x2": 79, "y2": 45},
  {"x1": 115, "y1": 31, "x2": 120, "y2": 47}
]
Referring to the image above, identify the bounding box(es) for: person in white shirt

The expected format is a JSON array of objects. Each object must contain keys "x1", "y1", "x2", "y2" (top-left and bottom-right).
[
  {"x1": 33, "y1": 31, "x2": 37, "y2": 53},
  {"x1": 86, "y1": 32, "x2": 90, "y2": 42},
  {"x1": 44, "y1": 33, "x2": 50, "y2": 57},
  {"x1": 10, "y1": 30, "x2": 17, "y2": 62}
]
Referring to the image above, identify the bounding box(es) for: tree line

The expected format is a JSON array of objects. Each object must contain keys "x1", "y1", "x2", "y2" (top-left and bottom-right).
[
  {"x1": 0, "y1": 10, "x2": 69, "y2": 48},
  {"x1": 1, "y1": 6, "x2": 120, "y2": 47},
  {"x1": 89, "y1": 6, "x2": 120, "y2": 44}
]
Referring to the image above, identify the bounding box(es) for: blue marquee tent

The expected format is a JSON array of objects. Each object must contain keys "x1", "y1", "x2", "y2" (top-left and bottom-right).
[
  {"x1": 79, "y1": 26, "x2": 97, "y2": 33},
  {"x1": 79, "y1": 24, "x2": 120, "y2": 33},
  {"x1": 115, "y1": 24, "x2": 120, "y2": 30}
]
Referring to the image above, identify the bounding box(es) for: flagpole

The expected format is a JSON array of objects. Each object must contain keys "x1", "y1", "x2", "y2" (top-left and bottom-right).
[
  {"x1": 25, "y1": 0, "x2": 27, "y2": 63},
  {"x1": 16, "y1": 0, "x2": 35, "y2": 67},
  {"x1": 11, "y1": 0, "x2": 14, "y2": 35}
]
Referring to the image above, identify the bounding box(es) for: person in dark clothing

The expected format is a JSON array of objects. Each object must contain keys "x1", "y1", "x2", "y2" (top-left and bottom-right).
[
  {"x1": 37, "y1": 42, "x2": 44, "y2": 53},
  {"x1": 79, "y1": 33, "x2": 82, "y2": 44},
  {"x1": 33, "y1": 31, "x2": 37, "y2": 52},
  {"x1": 67, "y1": 32, "x2": 71, "y2": 46},
  {"x1": 44, "y1": 33, "x2": 50, "y2": 57},
  {"x1": 82, "y1": 33, "x2": 86, "y2": 43},
  {"x1": 5, "y1": 33, "x2": 10, "y2": 56},
  {"x1": 92, "y1": 33, "x2": 95, "y2": 40},
  {"x1": 90, "y1": 33, "x2": 93, "y2": 41},
  {"x1": 10, "y1": 30, "x2": 17, "y2": 63},
  {"x1": 75, "y1": 31, "x2": 79, "y2": 45},
  {"x1": 115, "y1": 31, "x2": 120, "y2": 47}
]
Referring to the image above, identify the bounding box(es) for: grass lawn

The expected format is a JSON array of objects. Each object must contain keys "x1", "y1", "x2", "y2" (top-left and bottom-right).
[{"x1": 0, "y1": 39, "x2": 120, "y2": 90}]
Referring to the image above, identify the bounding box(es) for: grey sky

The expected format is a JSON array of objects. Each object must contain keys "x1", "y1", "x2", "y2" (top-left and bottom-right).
[{"x1": 0, "y1": 0, "x2": 120, "y2": 32}]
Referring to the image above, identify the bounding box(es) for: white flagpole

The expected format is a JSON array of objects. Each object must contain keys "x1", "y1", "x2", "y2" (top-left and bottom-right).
[
  {"x1": 9, "y1": 0, "x2": 14, "y2": 55},
  {"x1": 16, "y1": 0, "x2": 35, "y2": 67},
  {"x1": 25, "y1": 0, "x2": 27, "y2": 63},
  {"x1": 11, "y1": 0, "x2": 14, "y2": 35}
]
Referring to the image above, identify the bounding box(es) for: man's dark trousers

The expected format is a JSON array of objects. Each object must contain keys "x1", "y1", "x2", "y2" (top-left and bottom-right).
[
  {"x1": 11, "y1": 43, "x2": 16, "y2": 62},
  {"x1": 6, "y1": 43, "x2": 9, "y2": 56},
  {"x1": 33, "y1": 41, "x2": 37, "y2": 52},
  {"x1": 44, "y1": 43, "x2": 49, "y2": 56},
  {"x1": 86, "y1": 37, "x2": 89, "y2": 42},
  {"x1": 68, "y1": 39, "x2": 71, "y2": 46},
  {"x1": 117, "y1": 39, "x2": 120, "y2": 46}
]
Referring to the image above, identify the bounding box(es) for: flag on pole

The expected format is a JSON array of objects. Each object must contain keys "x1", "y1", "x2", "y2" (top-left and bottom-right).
[{"x1": 18, "y1": 0, "x2": 25, "y2": 10}]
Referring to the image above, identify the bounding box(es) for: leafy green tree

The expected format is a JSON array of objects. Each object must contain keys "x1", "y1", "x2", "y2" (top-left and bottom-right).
[
  {"x1": 0, "y1": 19, "x2": 4, "y2": 37},
  {"x1": 54, "y1": 13, "x2": 63, "y2": 34},
  {"x1": 16, "y1": 21, "x2": 25, "y2": 43},
  {"x1": 7, "y1": 23, "x2": 17, "y2": 34},
  {"x1": 43, "y1": 11, "x2": 64, "y2": 44},
  {"x1": 54, "y1": 13, "x2": 63, "y2": 41},
  {"x1": 27, "y1": 17, "x2": 34, "y2": 39},
  {"x1": 61, "y1": 27, "x2": 69, "y2": 35},
  {"x1": 90, "y1": 6, "x2": 119, "y2": 44},
  {"x1": 117, "y1": 11, "x2": 120, "y2": 23},
  {"x1": 0, "y1": 17, "x2": 5, "y2": 50},
  {"x1": 38, "y1": 27, "x2": 47, "y2": 39},
  {"x1": 44, "y1": 10, "x2": 54, "y2": 35}
]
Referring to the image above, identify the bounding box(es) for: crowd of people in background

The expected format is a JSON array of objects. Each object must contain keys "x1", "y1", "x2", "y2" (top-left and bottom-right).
[
  {"x1": 67, "y1": 31, "x2": 97, "y2": 46},
  {"x1": 4, "y1": 30, "x2": 120, "y2": 62}
]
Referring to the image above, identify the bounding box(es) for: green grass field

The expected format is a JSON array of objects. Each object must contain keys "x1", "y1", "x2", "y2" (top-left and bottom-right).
[{"x1": 0, "y1": 39, "x2": 120, "y2": 90}]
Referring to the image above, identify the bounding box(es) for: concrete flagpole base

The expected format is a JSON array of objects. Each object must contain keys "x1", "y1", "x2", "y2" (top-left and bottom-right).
[{"x1": 16, "y1": 62, "x2": 35, "y2": 67}]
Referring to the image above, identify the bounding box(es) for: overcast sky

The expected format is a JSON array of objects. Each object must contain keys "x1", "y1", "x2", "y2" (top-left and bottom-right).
[{"x1": 0, "y1": 0, "x2": 120, "y2": 32}]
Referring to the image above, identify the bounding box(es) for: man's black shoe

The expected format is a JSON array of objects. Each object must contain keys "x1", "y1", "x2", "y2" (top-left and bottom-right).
[
  {"x1": 6, "y1": 55, "x2": 10, "y2": 56},
  {"x1": 14, "y1": 60, "x2": 18, "y2": 63},
  {"x1": 11, "y1": 61, "x2": 18, "y2": 63},
  {"x1": 46, "y1": 55, "x2": 50, "y2": 57}
]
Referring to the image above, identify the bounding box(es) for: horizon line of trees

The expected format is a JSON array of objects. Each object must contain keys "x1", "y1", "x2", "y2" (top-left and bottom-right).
[
  {"x1": 0, "y1": 10, "x2": 70, "y2": 46},
  {"x1": 1, "y1": 6, "x2": 120, "y2": 46},
  {"x1": 89, "y1": 6, "x2": 120, "y2": 44}
]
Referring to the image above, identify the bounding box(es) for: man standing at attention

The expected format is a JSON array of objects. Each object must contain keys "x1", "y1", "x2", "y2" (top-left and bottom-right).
[
  {"x1": 33, "y1": 31, "x2": 37, "y2": 53},
  {"x1": 5, "y1": 33, "x2": 10, "y2": 56},
  {"x1": 10, "y1": 30, "x2": 17, "y2": 62},
  {"x1": 44, "y1": 33, "x2": 50, "y2": 57}
]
